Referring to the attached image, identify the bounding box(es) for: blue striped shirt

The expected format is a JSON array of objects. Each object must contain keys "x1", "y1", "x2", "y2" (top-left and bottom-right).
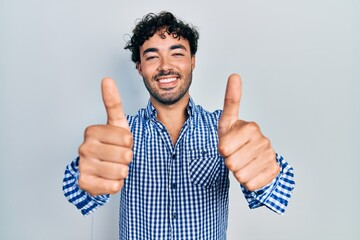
[{"x1": 63, "y1": 98, "x2": 295, "y2": 239}]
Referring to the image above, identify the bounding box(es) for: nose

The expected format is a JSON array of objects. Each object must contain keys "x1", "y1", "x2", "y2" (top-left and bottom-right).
[{"x1": 157, "y1": 56, "x2": 173, "y2": 71}]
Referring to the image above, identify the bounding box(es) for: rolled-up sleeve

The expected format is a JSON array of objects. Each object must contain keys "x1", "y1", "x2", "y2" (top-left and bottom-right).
[
  {"x1": 62, "y1": 157, "x2": 110, "y2": 216},
  {"x1": 241, "y1": 154, "x2": 295, "y2": 214}
]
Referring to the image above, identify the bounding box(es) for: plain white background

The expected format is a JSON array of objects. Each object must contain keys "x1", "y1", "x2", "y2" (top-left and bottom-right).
[{"x1": 0, "y1": 0, "x2": 359, "y2": 239}]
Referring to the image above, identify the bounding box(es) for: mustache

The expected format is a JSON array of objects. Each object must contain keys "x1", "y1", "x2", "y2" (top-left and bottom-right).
[{"x1": 153, "y1": 70, "x2": 181, "y2": 80}]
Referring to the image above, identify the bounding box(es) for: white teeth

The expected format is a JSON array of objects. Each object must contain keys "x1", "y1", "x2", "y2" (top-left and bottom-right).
[{"x1": 158, "y1": 77, "x2": 177, "y2": 83}]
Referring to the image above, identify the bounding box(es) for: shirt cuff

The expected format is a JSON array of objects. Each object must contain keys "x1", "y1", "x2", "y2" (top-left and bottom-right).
[
  {"x1": 241, "y1": 154, "x2": 295, "y2": 215},
  {"x1": 62, "y1": 157, "x2": 110, "y2": 216}
]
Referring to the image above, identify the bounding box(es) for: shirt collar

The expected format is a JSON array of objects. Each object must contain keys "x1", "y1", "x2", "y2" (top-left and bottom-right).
[{"x1": 144, "y1": 97, "x2": 197, "y2": 119}]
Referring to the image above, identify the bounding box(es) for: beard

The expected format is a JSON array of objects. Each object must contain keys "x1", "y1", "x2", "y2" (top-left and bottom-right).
[{"x1": 142, "y1": 70, "x2": 193, "y2": 105}]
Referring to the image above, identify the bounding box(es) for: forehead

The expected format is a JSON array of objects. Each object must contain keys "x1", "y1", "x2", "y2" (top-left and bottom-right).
[{"x1": 140, "y1": 32, "x2": 190, "y2": 52}]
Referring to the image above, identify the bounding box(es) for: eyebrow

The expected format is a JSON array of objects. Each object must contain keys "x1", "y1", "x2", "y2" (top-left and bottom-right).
[
  {"x1": 142, "y1": 44, "x2": 188, "y2": 56},
  {"x1": 143, "y1": 48, "x2": 158, "y2": 56},
  {"x1": 170, "y1": 44, "x2": 187, "y2": 51}
]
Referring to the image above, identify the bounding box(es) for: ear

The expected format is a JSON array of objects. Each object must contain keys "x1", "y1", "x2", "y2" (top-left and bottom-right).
[
  {"x1": 191, "y1": 55, "x2": 196, "y2": 70},
  {"x1": 136, "y1": 61, "x2": 142, "y2": 76}
]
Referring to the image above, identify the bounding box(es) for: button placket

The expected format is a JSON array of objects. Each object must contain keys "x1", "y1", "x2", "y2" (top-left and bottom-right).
[{"x1": 168, "y1": 149, "x2": 179, "y2": 237}]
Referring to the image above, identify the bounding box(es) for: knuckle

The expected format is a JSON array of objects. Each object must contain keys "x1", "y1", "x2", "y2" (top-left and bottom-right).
[
  {"x1": 124, "y1": 149, "x2": 133, "y2": 164},
  {"x1": 269, "y1": 149, "x2": 277, "y2": 161},
  {"x1": 271, "y1": 162, "x2": 281, "y2": 176},
  {"x1": 84, "y1": 125, "x2": 95, "y2": 138},
  {"x1": 78, "y1": 156, "x2": 87, "y2": 171},
  {"x1": 224, "y1": 97, "x2": 238, "y2": 105},
  {"x1": 224, "y1": 159, "x2": 236, "y2": 172},
  {"x1": 263, "y1": 148, "x2": 276, "y2": 164},
  {"x1": 262, "y1": 137, "x2": 271, "y2": 148},
  {"x1": 84, "y1": 125, "x2": 104, "y2": 139},
  {"x1": 78, "y1": 157, "x2": 97, "y2": 178},
  {"x1": 234, "y1": 170, "x2": 247, "y2": 184},
  {"x1": 218, "y1": 143, "x2": 229, "y2": 157},
  {"x1": 79, "y1": 141, "x2": 98, "y2": 158},
  {"x1": 78, "y1": 175, "x2": 89, "y2": 190},
  {"x1": 108, "y1": 181, "x2": 123, "y2": 194},
  {"x1": 121, "y1": 165, "x2": 129, "y2": 178},
  {"x1": 244, "y1": 181, "x2": 258, "y2": 192},
  {"x1": 247, "y1": 121, "x2": 259, "y2": 133},
  {"x1": 78, "y1": 144, "x2": 87, "y2": 157},
  {"x1": 123, "y1": 132, "x2": 134, "y2": 147}
]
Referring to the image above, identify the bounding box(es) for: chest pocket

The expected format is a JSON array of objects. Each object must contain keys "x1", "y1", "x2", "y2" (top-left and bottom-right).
[{"x1": 187, "y1": 147, "x2": 223, "y2": 188}]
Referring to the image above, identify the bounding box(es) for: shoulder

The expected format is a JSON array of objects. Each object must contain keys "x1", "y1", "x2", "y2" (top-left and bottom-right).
[
  {"x1": 125, "y1": 108, "x2": 147, "y2": 128},
  {"x1": 194, "y1": 104, "x2": 222, "y2": 122}
]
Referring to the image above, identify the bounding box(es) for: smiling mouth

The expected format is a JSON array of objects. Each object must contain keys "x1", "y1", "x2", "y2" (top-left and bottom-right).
[{"x1": 157, "y1": 77, "x2": 177, "y2": 83}]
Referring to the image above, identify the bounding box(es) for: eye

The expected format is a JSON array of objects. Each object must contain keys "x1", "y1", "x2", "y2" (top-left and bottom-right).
[
  {"x1": 172, "y1": 52, "x2": 185, "y2": 57},
  {"x1": 145, "y1": 55, "x2": 158, "y2": 61}
]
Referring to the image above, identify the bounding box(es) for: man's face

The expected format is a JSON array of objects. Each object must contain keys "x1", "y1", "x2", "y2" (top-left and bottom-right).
[{"x1": 136, "y1": 31, "x2": 196, "y2": 105}]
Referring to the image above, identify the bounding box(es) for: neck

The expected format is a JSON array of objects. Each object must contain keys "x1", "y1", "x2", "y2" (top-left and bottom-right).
[{"x1": 151, "y1": 94, "x2": 190, "y2": 144}]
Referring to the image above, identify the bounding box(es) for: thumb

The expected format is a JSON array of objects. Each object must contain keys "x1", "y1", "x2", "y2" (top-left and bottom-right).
[
  {"x1": 101, "y1": 77, "x2": 130, "y2": 129},
  {"x1": 218, "y1": 74, "x2": 242, "y2": 137}
]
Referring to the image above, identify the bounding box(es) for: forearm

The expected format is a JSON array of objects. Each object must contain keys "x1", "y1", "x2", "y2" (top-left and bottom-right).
[{"x1": 63, "y1": 157, "x2": 110, "y2": 216}]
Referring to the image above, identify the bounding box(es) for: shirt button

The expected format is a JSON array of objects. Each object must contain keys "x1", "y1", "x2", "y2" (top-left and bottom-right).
[
  {"x1": 171, "y1": 183, "x2": 177, "y2": 189},
  {"x1": 172, "y1": 213, "x2": 177, "y2": 219}
]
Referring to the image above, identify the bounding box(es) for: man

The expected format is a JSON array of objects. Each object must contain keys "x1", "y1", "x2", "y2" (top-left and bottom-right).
[{"x1": 63, "y1": 11, "x2": 295, "y2": 239}]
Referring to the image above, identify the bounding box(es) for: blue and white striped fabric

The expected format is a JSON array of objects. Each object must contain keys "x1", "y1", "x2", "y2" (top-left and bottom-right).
[{"x1": 63, "y1": 98, "x2": 295, "y2": 239}]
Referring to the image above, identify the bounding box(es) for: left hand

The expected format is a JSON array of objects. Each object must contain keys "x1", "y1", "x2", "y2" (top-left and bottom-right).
[{"x1": 218, "y1": 74, "x2": 280, "y2": 191}]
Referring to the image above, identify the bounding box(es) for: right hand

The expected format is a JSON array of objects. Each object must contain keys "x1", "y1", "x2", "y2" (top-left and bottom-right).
[{"x1": 78, "y1": 77, "x2": 133, "y2": 196}]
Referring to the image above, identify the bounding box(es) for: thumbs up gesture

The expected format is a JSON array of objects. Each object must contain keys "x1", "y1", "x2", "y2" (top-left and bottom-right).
[
  {"x1": 218, "y1": 74, "x2": 280, "y2": 191},
  {"x1": 78, "y1": 78, "x2": 133, "y2": 196}
]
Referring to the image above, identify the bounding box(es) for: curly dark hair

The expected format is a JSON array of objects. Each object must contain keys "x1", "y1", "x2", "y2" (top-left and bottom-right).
[{"x1": 124, "y1": 11, "x2": 199, "y2": 64}]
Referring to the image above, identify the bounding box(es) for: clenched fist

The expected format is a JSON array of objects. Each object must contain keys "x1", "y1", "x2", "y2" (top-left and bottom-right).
[
  {"x1": 78, "y1": 78, "x2": 133, "y2": 196},
  {"x1": 218, "y1": 74, "x2": 280, "y2": 191}
]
